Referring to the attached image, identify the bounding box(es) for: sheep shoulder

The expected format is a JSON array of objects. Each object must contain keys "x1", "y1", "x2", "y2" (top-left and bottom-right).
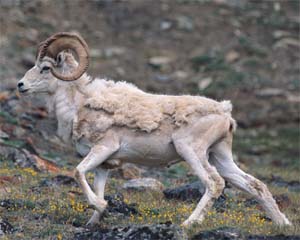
[{"x1": 83, "y1": 80, "x2": 163, "y2": 133}]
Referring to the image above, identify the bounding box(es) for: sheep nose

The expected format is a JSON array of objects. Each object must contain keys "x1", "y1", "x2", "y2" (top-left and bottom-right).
[{"x1": 18, "y1": 82, "x2": 24, "y2": 89}]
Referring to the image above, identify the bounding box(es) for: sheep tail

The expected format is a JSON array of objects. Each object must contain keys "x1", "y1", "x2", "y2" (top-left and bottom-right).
[
  {"x1": 221, "y1": 100, "x2": 232, "y2": 113},
  {"x1": 221, "y1": 100, "x2": 237, "y2": 132}
]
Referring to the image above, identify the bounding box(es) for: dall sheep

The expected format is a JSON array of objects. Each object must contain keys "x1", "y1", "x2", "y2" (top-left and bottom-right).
[{"x1": 17, "y1": 32, "x2": 291, "y2": 227}]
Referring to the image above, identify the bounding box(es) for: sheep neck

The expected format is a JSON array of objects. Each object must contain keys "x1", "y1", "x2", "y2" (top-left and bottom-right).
[
  {"x1": 46, "y1": 76, "x2": 108, "y2": 143},
  {"x1": 48, "y1": 81, "x2": 83, "y2": 143}
]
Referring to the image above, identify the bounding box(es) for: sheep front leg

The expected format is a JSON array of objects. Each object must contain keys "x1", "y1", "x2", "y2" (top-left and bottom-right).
[
  {"x1": 87, "y1": 167, "x2": 109, "y2": 225},
  {"x1": 75, "y1": 144, "x2": 119, "y2": 214}
]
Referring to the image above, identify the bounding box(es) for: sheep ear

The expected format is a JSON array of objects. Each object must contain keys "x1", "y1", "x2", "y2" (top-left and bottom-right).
[{"x1": 56, "y1": 52, "x2": 65, "y2": 67}]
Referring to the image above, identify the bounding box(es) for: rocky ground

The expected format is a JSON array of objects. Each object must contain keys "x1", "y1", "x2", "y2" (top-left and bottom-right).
[{"x1": 0, "y1": 0, "x2": 299, "y2": 239}]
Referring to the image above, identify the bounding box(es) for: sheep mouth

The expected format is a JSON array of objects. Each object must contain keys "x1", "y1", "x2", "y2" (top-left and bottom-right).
[{"x1": 19, "y1": 89, "x2": 29, "y2": 93}]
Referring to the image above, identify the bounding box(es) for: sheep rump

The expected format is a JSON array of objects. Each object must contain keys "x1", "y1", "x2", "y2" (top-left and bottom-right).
[{"x1": 78, "y1": 79, "x2": 233, "y2": 134}]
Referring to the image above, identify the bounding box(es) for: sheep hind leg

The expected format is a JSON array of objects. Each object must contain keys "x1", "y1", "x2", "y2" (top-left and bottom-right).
[
  {"x1": 86, "y1": 167, "x2": 109, "y2": 226},
  {"x1": 210, "y1": 139, "x2": 291, "y2": 226},
  {"x1": 173, "y1": 139, "x2": 225, "y2": 227}
]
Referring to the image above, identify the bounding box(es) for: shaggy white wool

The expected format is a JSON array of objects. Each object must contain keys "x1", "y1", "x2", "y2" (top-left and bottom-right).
[{"x1": 82, "y1": 79, "x2": 233, "y2": 133}]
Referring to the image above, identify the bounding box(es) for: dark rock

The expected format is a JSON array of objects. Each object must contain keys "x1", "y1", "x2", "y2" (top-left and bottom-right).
[
  {"x1": 245, "y1": 193, "x2": 291, "y2": 212},
  {"x1": 0, "y1": 142, "x2": 41, "y2": 170},
  {"x1": 212, "y1": 194, "x2": 227, "y2": 213},
  {"x1": 104, "y1": 193, "x2": 138, "y2": 216},
  {"x1": 40, "y1": 175, "x2": 78, "y2": 187},
  {"x1": 52, "y1": 175, "x2": 77, "y2": 186},
  {"x1": 191, "y1": 227, "x2": 245, "y2": 240},
  {"x1": 163, "y1": 181, "x2": 205, "y2": 202},
  {"x1": 12, "y1": 149, "x2": 39, "y2": 170},
  {"x1": 75, "y1": 223, "x2": 187, "y2": 240},
  {"x1": 274, "y1": 194, "x2": 292, "y2": 210},
  {"x1": 0, "y1": 199, "x2": 35, "y2": 210},
  {"x1": 244, "y1": 198, "x2": 259, "y2": 208},
  {"x1": 164, "y1": 181, "x2": 228, "y2": 211},
  {"x1": 248, "y1": 235, "x2": 300, "y2": 240},
  {"x1": 20, "y1": 112, "x2": 36, "y2": 123},
  {"x1": 0, "y1": 199, "x2": 22, "y2": 209},
  {"x1": 269, "y1": 175, "x2": 300, "y2": 192},
  {"x1": 6, "y1": 98, "x2": 23, "y2": 115},
  {"x1": 0, "y1": 143, "x2": 59, "y2": 173},
  {"x1": 0, "y1": 145, "x2": 22, "y2": 162},
  {"x1": 0, "y1": 218, "x2": 14, "y2": 235},
  {"x1": 14, "y1": 150, "x2": 36, "y2": 170}
]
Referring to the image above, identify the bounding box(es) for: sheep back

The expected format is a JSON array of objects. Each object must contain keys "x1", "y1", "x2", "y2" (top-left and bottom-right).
[{"x1": 73, "y1": 81, "x2": 232, "y2": 141}]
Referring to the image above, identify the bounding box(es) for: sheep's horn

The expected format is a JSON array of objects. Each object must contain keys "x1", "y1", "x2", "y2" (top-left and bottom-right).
[
  {"x1": 38, "y1": 32, "x2": 89, "y2": 81},
  {"x1": 36, "y1": 40, "x2": 46, "y2": 59}
]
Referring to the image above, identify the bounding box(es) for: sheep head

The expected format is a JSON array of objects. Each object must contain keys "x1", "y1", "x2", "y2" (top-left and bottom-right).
[{"x1": 18, "y1": 32, "x2": 89, "y2": 94}]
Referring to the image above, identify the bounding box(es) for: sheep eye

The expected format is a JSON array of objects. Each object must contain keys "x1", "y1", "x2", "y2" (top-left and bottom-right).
[{"x1": 40, "y1": 66, "x2": 50, "y2": 73}]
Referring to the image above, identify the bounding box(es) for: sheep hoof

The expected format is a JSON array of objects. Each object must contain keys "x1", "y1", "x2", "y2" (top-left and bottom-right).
[
  {"x1": 181, "y1": 218, "x2": 202, "y2": 228},
  {"x1": 86, "y1": 217, "x2": 99, "y2": 226},
  {"x1": 86, "y1": 210, "x2": 101, "y2": 226},
  {"x1": 94, "y1": 199, "x2": 107, "y2": 213},
  {"x1": 278, "y1": 218, "x2": 293, "y2": 226}
]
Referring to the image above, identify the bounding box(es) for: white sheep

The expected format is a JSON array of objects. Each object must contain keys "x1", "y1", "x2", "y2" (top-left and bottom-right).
[{"x1": 17, "y1": 32, "x2": 291, "y2": 227}]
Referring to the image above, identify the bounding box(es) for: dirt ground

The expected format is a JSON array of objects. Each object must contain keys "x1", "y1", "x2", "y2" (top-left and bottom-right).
[{"x1": 0, "y1": 0, "x2": 299, "y2": 239}]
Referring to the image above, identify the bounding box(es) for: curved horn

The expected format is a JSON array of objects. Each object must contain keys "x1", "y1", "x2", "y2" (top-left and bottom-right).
[
  {"x1": 36, "y1": 40, "x2": 46, "y2": 59},
  {"x1": 38, "y1": 32, "x2": 89, "y2": 81}
]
